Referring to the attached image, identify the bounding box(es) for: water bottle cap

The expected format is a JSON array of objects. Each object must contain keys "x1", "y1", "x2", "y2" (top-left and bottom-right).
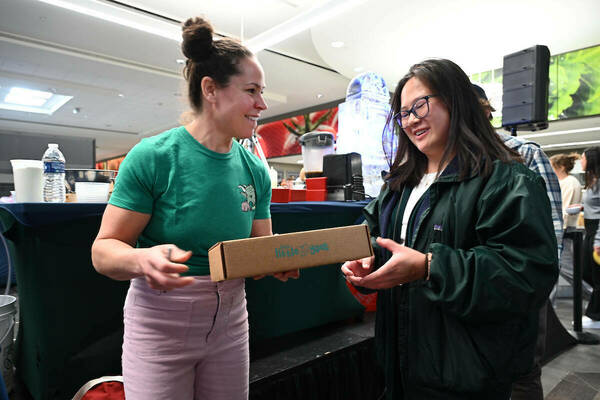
[{"x1": 48, "y1": 143, "x2": 58, "y2": 148}]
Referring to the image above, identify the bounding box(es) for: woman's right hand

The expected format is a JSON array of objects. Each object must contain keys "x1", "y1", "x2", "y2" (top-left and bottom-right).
[
  {"x1": 138, "y1": 245, "x2": 195, "y2": 291},
  {"x1": 341, "y1": 256, "x2": 375, "y2": 281}
]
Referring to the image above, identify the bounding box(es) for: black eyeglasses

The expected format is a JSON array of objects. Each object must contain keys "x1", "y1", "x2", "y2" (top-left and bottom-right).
[{"x1": 394, "y1": 95, "x2": 438, "y2": 128}]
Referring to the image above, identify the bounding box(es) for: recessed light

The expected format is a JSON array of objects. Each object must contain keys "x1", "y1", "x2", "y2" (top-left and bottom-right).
[
  {"x1": 176, "y1": 59, "x2": 186, "y2": 65},
  {"x1": 331, "y1": 41, "x2": 344, "y2": 48},
  {"x1": 72, "y1": 107, "x2": 81, "y2": 114},
  {"x1": 316, "y1": 93, "x2": 324, "y2": 99},
  {"x1": 0, "y1": 86, "x2": 72, "y2": 114},
  {"x1": 354, "y1": 66, "x2": 364, "y2": 72},
  {"x1": 118, "y1": 93, "x2": 124, "y2": 98},
  {"x1": 5, "y1": 87, "x2": 52, "y2": 107}
]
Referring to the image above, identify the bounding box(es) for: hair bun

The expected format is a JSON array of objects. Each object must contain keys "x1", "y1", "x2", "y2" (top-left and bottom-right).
[{"x1": 181, "y1": 17, "x2": 214, "y2": 62}]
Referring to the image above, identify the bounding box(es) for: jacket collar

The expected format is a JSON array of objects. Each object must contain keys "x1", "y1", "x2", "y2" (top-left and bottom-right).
[{"x1": 436, "y1": 156, "x2": 480, "y2": 183}]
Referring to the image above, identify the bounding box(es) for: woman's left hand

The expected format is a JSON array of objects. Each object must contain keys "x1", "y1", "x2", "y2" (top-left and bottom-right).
[{"x1": 348, "y1": 237, "x2": 427, "y2": 289}]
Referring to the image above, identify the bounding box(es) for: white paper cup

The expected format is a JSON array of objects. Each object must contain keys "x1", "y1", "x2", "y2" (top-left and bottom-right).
[{"x1": 10, "y1": 160, "x2": 43, "y2": 202}]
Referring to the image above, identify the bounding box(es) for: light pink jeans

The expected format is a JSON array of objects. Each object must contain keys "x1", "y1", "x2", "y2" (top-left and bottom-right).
[{"x1": 122, "y1": 276, "x2": 249, "y2": 400}]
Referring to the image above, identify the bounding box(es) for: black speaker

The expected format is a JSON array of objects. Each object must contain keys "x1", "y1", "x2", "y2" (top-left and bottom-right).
[{"x1": 501, "y1": 45, "x2": 550, "y2": 130}]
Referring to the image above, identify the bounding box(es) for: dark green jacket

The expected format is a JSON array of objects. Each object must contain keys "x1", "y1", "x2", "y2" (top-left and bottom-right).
[{"x1": 365, "y1": 159, "x2": 558, "y2": 399}]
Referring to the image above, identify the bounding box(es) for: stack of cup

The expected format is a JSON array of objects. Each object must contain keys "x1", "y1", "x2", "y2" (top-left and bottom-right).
[{"x1": 9, "y1": 160, "x2": 43, "y2": 202}]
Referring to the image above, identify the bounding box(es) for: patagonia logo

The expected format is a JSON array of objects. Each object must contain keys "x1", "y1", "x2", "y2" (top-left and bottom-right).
[{"x1": 275, "y1": 243, "x2": 330, "y2": 259}]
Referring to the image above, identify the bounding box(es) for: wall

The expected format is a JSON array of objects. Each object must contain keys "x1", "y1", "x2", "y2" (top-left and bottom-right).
[{"x1": 0, "y1": 131, "x2": 95, "y2": 195}]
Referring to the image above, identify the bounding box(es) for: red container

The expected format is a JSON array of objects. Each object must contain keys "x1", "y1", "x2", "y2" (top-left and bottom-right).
[
  {"x1": 271, "y1": 188, "x2": 290, "y2": 203},
  {"x1": 306, "y1": 177, "x2": 327, "y2": 190},
  {"x1": 290, "y1": 189, "x2": 306, "y2": 202},
  {"x1": 306, "y1": 189, "x2": 327, "y2": 201}
]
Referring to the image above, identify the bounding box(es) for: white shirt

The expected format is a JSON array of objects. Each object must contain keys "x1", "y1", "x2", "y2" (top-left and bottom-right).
[{"x1": 400, "y1": 172, "x2": 437, "y2": 242}]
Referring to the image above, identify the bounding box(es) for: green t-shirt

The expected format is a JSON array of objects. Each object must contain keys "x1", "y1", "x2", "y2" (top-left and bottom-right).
[{"x1": 109, "y1": 126, "x2": 272, "y2": 276}]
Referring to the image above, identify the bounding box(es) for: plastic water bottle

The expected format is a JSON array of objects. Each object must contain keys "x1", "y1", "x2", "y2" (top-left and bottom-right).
[{"x1": 42, "y1": 143, "x2": 66, "y2": 202}]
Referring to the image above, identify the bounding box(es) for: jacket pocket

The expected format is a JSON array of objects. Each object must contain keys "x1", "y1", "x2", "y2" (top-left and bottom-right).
[{"x1": 407, "y1": 297, "x2": 521, "y2": 392}]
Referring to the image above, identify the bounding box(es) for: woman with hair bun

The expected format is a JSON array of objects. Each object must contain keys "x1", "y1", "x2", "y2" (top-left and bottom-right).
[
  {"x1": 550, "y1": 152, "x2": 584, "y2": 295},
  {"x1": 550, "y1": 153, "x2": 582, "y2": 229},
  {"x1": 91, "y1": 16, "x2": 297, "y2": 400}
]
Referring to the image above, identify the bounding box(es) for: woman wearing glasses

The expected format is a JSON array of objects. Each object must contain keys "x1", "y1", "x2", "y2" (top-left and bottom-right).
[{"x1": 342, "y1": 59, "x2": 558, "y2": 399}]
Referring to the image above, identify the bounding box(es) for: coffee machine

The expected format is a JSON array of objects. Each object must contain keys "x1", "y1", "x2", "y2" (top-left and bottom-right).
[{"x1": 323, "y1": 153, "x2": 365, "y2": 201}]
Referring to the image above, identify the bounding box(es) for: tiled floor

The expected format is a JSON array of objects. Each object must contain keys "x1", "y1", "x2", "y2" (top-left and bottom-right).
[
  {"x1": 6, "y1": 293, "x2": 600, "y2": 399},
  {"x1": 542, "y1": 298, "x2": 600, "y2": 396}
]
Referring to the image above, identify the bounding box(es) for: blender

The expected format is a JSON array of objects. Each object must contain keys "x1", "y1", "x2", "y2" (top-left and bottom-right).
[{"x1": 299, "y1": 131, "x2": 335, "y2": 178}]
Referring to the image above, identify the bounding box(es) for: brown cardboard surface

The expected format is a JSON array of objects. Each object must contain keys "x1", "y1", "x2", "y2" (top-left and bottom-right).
[{"x1": 208, "y1": 224, "x2": 373, "y2": 281}]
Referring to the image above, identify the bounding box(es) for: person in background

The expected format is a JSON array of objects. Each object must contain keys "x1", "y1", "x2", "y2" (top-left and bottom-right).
[
  {"x1": 473, "y1": 84, "x2": 562, "y2": 400},
  {"x1": 342, "y1": 59, "x2": 558, "y2": 399},
  {"x1": 578, "y1": 147, "x2": 600, "y2": 328},
  {"x1": 91, "y1": 16, "x2": 297, "y2": 400},
  {"x1": 550, "y1": 153, "x2": 587, "y2": 294},
  {"x1": 473, "y1": 84, "x2": 563, "y2": 252},
  {"x1": 550, "y1": 153, "x2": 583, "y2": 229}
]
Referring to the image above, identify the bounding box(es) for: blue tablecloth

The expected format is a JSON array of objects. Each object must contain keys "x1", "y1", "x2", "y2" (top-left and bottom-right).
[
  {"x1": 0, "y1": 200, "x2": 369, "y2": 227},
  {"x1": 0, "y1": 200, "x2": 370, "y2": 400}
]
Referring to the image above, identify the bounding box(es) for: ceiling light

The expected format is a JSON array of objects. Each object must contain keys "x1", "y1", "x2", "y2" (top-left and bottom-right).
[
  {"x1": 331, "y1": 41, "x2": 344, "y2": 48},
  {"x1": 519, "y1": 126, "x2": 600, "y2": 139},
  {"x1": 354, "y1": 66, "x2": 364, "y2": 72},
  {"x1": 37, "y1": 0, "x2": 181, "y2": 42},
  {"x1": 38, "y1": 0, "x2": 363, "y2": 55},
  {"x1": 72, "y1": 107, "x2": 80, "y2": 114},
  {"x1": 5, "y1": 87, "x2": 52, "y2": 107},
  {"x1": 176, "y1": 59, "x2": 186, "y2": 65},
  {"x1": 118, "y1": 93, "x2": 124, "y2": 98},
  {"x1": 245, "y1": 0, "x2": 367, "y2": 53},
  {"x1": 542, "y1": 139, "x2": 600, "y2": 149},
  {"x1": 316, "y1": 93, "x2": 324, "y2": 99},
  {"x1": 0, "y1": 86, "x2": 72, "y2": 114}
]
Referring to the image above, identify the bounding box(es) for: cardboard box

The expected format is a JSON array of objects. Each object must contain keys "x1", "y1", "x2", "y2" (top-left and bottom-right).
[{"x1": 208, "y1": 225, "x2": 373, "y2": 281}]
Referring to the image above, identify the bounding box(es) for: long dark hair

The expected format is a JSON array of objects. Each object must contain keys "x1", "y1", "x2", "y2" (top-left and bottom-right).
[
  {"x1": 181, "y1": 17, "x2": 252, "y2": 113},
  {"x1": 583, "y1": 147, "x2": 600, "y2": 189},
  {"x1": 384, "y1": 59, "x2": 521, "y2": 189}
]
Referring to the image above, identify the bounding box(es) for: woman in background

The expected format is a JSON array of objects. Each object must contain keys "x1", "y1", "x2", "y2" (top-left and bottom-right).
[
  {"x1": 580, "y1": 147, "x2": 600, "y2": 326},
  {"x1": 550, "y1": 153, "x2": 582, "y2": 230},
  {"x1": 92, "y1": 16, "x2": 296, "y2": 400},
  {"x1": 550, "y1": 153, "x2": 583, "y2": 293}
]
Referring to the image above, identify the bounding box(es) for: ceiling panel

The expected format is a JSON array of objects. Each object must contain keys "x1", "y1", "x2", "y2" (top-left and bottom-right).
[{"x1": 0, "y1": 0, "x2": 598, "y2": 162}]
